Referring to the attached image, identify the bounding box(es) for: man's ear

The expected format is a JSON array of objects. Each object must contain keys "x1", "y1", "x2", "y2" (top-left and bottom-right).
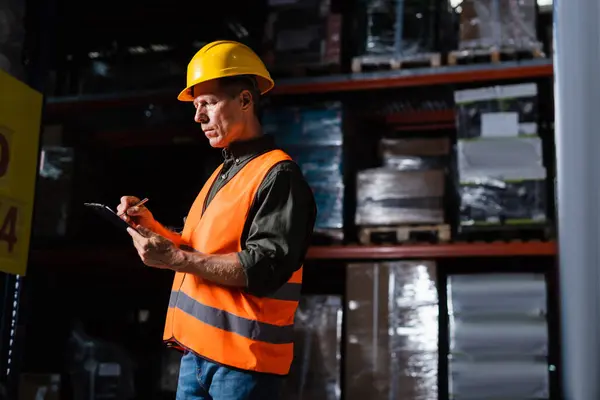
[{"x1": 240, "y1": 90, "x2": 252, "y2": 111}]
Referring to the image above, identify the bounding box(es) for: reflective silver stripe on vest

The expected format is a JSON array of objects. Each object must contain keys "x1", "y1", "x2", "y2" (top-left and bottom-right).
[
  {"x1": 169, "y1": 291, "x2": 294, "y2": 345},
  {"x1": 168, "y1": 290, "x2": 178, "y2": 308},
  {"x1": 264, "y1": 282, "x2": 302, "y2": 302}
]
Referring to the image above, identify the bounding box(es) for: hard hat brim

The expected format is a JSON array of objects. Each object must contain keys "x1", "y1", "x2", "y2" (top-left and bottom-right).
[{"x1": 177, "y1": 74, "x2": 275, "y2": 102}]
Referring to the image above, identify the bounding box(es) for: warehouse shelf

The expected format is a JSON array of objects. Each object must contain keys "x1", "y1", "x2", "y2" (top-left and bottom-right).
[
  {"x1": 272, "y1": 59, "x2": 553, "y2": 95},
  {"x1": 30, "y1": 241, "x2": 557, "y2": 267},
  {"x1": 45, "y1": 59, "x2": 553, "y2": 115},
  {"x1": 306, "y1": 241, "x2": 557, "y2": 259},
  {"x1": 384, "y1": 109, "x2": 455, "y2": 125}
]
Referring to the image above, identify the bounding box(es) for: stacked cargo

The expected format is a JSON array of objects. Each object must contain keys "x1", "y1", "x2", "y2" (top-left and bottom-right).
[
  {"x1": 33, "y1": 125, "x2": 75, "y2": 239},
  {"x1": 0, "y1": 0, "x2": 26, "y2": 80},
  {"x1": 263, "y1": 102, "x2": 344, "y2": 240},
  {"x1": 447, "y1": 273, "x2": 550, "y2": 399},
  {"x1": 345, "y1": 261, "x2": 439, "y2": 400},
  {"x1": 449, "y1": 0, "x2": 543, "y2": 64},
  {"x1": 351, "y1": 0, "x2": 440, "y2": 72},
  {"x1": 34, "y1": 146, "x2": 74, "y2": 238},
  {"x1": 282, "y1": 295, "x2": 342, "y2": 400},
  {"x1": 356, "y1": 137, "x2": 449, "y2": 244},
  {"x1": 454, "y1": 83, "x2": 548, "y2": 236},
  {"x1": 262, "y1": 0, "x2": 341, "y2": 74}
]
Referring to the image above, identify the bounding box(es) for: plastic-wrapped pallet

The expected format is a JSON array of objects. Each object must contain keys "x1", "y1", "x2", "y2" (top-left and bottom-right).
[
  {"x1": 262, "y1": 102, "x2": 343, "y2": 147},
  {"x1": 33, "y1": 145, "x2": 75, "y2": 238},
  {"x1": 263, "y1": 0, "x2": 341, "y2": 70},
  {"x1": 67, "y1": 324, "x2": 136, "y2": 400},
  {"x1": 379, "y1": 137, "x2": 450, "y2": 171},
  {"x1": 355, "y1": 0, "x2": 436, "y2": 57},
  {"x1": 0, "y1": 0, "x2": 26, "y2": 80},
  {"x1": 282, "y1": 295, "x2": 343, "y2": 400},
  {"x1": 457, "y1": 0, "x2": 540, "y2": 51},
  {"x1": 453, "y1": 83, "x2": 548, "y2": 230},
  {"x1": 306, "y1": 181, "x2": 344, "y2": 231},
  {"x1": 356, "y1": 168, "x2": 444, "y2": 225},
  {"x1": 284, "y1": 142, "x2": 345, "y2": 232},
  {"x1": 454, "y1": 83, "x2": 539, "y2": 139},
  {"x1": 346, "y1": 261, "x2": 438, "y2": 400},
  {"x1": 449, "y1": 360, "x2": 549, "y2": 399},
  {"x1": 447, "y1": 273, "x2": 550, "y2": 399},
  {"x1": 263, "y1": 102, "x2": 344, "y2": 233}
]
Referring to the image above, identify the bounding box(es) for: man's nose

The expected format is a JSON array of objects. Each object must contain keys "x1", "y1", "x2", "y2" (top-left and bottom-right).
[{"x1": 195, "y1": 110, "x2": 208, "y2": 124}]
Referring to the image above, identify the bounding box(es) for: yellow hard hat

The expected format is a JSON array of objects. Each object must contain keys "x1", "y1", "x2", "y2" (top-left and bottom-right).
[{"x1": 177, "y1": 40, "x2": 275, "y2": 102}]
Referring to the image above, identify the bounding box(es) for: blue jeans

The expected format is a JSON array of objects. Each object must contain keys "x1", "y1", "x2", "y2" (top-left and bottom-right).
[{"x1": 176, "y1": 352, "x2": 284, "y2": 400}]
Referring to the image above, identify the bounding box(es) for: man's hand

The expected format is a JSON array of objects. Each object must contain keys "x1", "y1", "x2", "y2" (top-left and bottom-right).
[
  {"x1": 127, "y1": 225, "x2": 247, "y2": 286},
  {"x1": 117, "y1": 196, "x2": 156, "y2": 230},
  {"x1": 127, "y1": 225, "x2": 184, "y2": 270}
]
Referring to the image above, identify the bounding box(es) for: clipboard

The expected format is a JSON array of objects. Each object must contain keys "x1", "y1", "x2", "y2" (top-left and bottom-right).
[{"x1": 84, "y1": 202, "x2": 138, "y2": 232}]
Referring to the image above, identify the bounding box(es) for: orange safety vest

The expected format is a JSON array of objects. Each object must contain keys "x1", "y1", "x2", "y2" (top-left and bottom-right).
[{"x1": 163, "y1": 149, "x2": 303, "y2": 375}]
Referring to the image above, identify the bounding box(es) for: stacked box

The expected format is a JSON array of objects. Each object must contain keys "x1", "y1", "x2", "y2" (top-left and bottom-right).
[
  {"x1": 282, "y1": 295, "x2": 342, "y2": 400},
  {"x1": 33, "y1": 146, "x2": 75, "y2": 238},
  {"x1": 454, "y1": 83, "x2": 547, "y2": 230},
  {"x1": 0, "y1": 0, "x2": 26, "y2": 80},
  {"x1": 264, "y1": 104, "x2": 343, "y2": 147},
  {"x1": 458, "y1": 0, "x2": 541, "y2": 51},
  {"x1": 447, "y1": 273, "x2": 550, "y2": 399},
  {"x1": 356, "y1": 138, "x2": 448, "y2": 226},
  {"x1": 77, "y1": 54, "x2": 185, "y2": 95},
  {"x1": 380, "y1": 137, "x2": 450, "y2": 170},
  {"x1": 346, "y1": 261, "x2": 438, "y2": 400},
  {"x1": 19, "y1": 374, "x2": 61, "y2": 400},
  {"x1": 355, "y1": 0, "x2": 436, "y2": 57},
  {"x1": 67, "y1": 324, "x2": 136, "y2": 399},
  {"x1": 263, "y1": 102, "x2": 344, "y2": 234},
  {"x1": 263, "y1": 0, "x2": 341, "y2": 69},
  {"x1": 356, "y1": 169, "x2": 444, "y2": 225}
]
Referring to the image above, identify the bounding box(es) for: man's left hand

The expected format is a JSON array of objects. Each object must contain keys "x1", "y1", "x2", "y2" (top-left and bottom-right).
[{"x1": 127, "y1": 226, "x2": 182, "y2": 270}]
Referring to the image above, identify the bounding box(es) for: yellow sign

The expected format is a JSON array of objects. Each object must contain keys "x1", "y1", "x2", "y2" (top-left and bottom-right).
[{"x1": 0, "y1": 70, "x2": 43, "y2": 275}]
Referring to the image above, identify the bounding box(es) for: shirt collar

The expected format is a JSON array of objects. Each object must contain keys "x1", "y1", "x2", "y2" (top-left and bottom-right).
[{"x1": 222, "y1": 135, "x2": 276, "y2": 163}]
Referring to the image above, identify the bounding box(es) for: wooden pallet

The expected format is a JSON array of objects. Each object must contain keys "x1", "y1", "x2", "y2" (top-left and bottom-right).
[
  {"x1": 448, "y1": 47, "x2": 545, "y2": 66},
  {"x1": 351, "y1": 53, "x2": 442, "y2": 73},
  {"x1": 358, "y1": 224, "x2": 451, "y2": 245}
]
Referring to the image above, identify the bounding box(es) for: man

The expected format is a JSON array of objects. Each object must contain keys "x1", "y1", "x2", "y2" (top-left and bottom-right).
[{"x1": 116, "y1": 40, "x2": 317, "y2": 399}]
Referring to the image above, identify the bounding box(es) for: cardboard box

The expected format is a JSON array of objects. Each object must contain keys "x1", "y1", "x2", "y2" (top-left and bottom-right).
[{"x1": 19, "y1": 374, "x2": 60, "y2": 400}]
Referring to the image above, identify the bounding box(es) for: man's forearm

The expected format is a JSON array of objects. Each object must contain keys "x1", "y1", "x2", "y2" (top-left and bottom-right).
[
  {"x1": 172, "y1": 249, "x2": 247, "y2": 287},
  {"x1": 150, "y1": 221, "x2": 182, "y2": 246}
]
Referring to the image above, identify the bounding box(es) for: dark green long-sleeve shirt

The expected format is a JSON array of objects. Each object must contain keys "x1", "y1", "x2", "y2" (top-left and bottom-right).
[{"x1": 203, "y1": 135, "x2": 316, "y2": 297}]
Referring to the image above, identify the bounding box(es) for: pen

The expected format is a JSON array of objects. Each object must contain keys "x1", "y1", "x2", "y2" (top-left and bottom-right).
[{"x1": 118, "y1": 198, "x2": 149, "y2": 217}]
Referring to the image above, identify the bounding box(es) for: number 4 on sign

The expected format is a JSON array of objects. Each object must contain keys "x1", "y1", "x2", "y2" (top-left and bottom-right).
[{"x1": 0, "y1": 205, "x2": 17, "y2": 253}]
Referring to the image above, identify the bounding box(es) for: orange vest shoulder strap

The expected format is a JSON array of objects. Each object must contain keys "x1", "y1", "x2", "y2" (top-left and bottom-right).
[{"x1": 250, "y1": 149, "x2": 291, "y2": 175}]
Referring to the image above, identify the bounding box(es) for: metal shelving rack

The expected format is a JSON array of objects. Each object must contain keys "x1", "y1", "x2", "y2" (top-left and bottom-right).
[
  {"x1": 13, "y1": 1, "x2": 574, "y2": 398},
  {"x1": 44, "y1": 59, "x2": 553, "y2": 114},
  {"x1": 0, "y1": 273, "x2": 22, "y2": 399},
  {"x1": 0, "y1": 0, "x2": 56, "y2": 397}
]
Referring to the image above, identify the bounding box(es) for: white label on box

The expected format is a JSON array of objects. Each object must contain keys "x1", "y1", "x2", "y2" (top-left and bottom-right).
[{"x1": 481, "y1": 112, "x2": 519, "y2": 137}]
